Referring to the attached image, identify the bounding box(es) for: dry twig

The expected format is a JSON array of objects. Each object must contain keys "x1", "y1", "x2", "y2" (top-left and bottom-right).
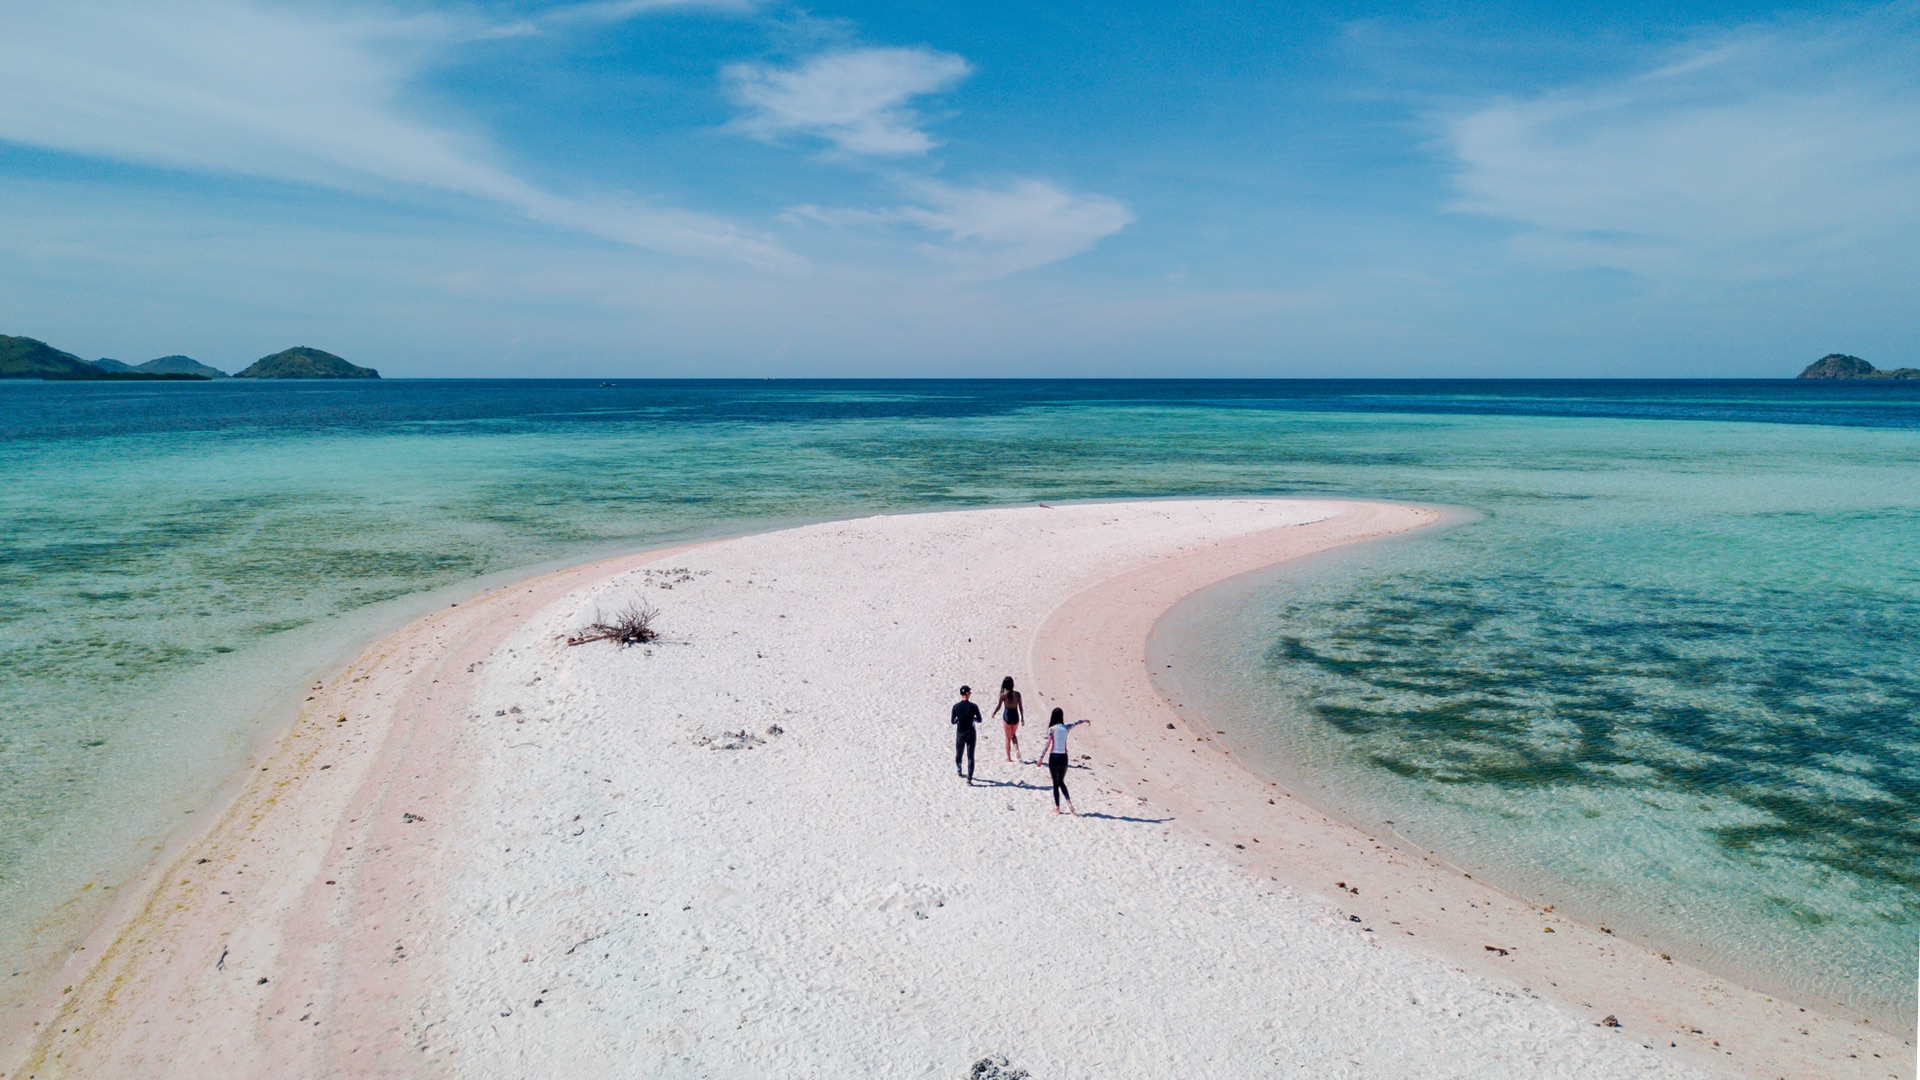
[{"x1": 566, "y1": 601, "x2": 660, "y2": 647}]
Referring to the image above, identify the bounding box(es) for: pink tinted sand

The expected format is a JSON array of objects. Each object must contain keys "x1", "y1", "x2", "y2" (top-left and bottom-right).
[{"x1": 4, "y1": 545, "x2": 702, "y2": 1077}]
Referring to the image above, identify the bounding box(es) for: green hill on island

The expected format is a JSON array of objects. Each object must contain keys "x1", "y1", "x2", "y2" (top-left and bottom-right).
[
  {"x1": 234, "y1": 346, "x2": 379, "y2": 379},
  {"x1": 1, "y1": 335, "x2": 101, "y2": 379},
  {"x1": 2, "y1": 335, "x2": 215, "y2": 380},
  {"x1": 5, "y1": 336, "x2": 367, "y2": 380},
  {"x1": 137, "y1": 355, "x2": 228, "y2": 378},
  {"x1": 88, "y1": 356, "x2": 227, "y2": 377},
  {"x1": 1797, "y1": 354, "x2": 1920, "y2": 379}
]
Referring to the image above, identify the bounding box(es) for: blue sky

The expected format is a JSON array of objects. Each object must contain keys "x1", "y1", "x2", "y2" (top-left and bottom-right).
[{"x1": 1, "y1": 0, "x2": 1915, "y2": 376}]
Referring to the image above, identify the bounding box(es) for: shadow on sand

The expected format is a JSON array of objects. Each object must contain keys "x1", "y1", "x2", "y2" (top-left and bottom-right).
[
  {"x1": 969, "y1": 777, "x2": 1049, "y2": 792},
  {"x1": 966, "y1": 765, "x2": 1170, "y2": 822},
  {"x1": 1077, "y1": 811, "x2": 1174, "y2": 824}
]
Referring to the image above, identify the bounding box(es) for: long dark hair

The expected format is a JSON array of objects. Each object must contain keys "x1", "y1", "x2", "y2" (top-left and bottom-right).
[
  {"x1": 1000, "y1": 675, "x2": 1014, "y2": 692},
  {"x1": 1049, "y1": 707, "x2": 1064, "y2": 725}
]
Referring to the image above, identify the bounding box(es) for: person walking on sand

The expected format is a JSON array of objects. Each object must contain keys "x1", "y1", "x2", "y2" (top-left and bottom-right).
[
  {"x1": 1037, "y1": 707, "x2": 1090, "y2": 814},
  {"x1": 993, "y1": 676, "x2": 1024, "y2": 762},
  {"x1": 951, "y1": 686, "x2": 982, "y2": 785}
]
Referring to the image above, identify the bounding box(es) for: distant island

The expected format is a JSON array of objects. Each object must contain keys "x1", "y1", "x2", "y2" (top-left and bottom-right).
[
  {"x1": 1, "y1": 335, "x2": 212, "y2": 381},
  {"x1": 139, "y1": 355, "x2": 231, "y2": 379},
  {"x1": 2, "y1": 335, "x2": 380, "y2": 380},
  {"x1": 234, "y1": 346, "x2": 379, "y2": 379},
  {"x1": 91, "y1": 354, "x2": 230, "y2": 378},
  {"x1": 1796, "y1": 354, "x2": 1920, "y2": 379}
]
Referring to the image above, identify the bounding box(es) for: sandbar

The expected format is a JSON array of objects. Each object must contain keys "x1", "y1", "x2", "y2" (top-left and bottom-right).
[{"x1": 7, "y1": 500, "x2": 1906, "y2": 1078}]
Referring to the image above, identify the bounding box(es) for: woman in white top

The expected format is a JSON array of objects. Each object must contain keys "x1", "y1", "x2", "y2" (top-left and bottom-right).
[{"x1": 1037, "y1": 707, "x2": 1090, "y2": 814}]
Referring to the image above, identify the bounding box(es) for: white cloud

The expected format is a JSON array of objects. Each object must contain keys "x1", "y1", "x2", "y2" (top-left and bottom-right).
[
  {"x1": 791, "y1": 179, "x2": 1133, "y2": 277},
  {"x1": 725, "y1": 47, "x2": 971, "y2": 155},
  {"x1": 1441, "y1": 9, "x2": 1920, "y2": 281},
  {"x1": 733, "y1": 44, "x2": 1129, "y2": 274},
  {"x1": 0, "y1": 0, "x2": 795, "y2": 268},
  {"x1": 484, "y1": 0, "x2": 757, "y2": 38},
  {"x1": 545, "y1": 0, "x2": 753, "y2": 19},
  {"x1": 895, "y1": 180, "x2": 1134, "y2": 276}
]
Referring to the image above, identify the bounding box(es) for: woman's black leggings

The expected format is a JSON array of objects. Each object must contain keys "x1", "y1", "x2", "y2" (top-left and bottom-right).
[{"x1": 1048, "y1": 753, "x2": 1070, "y2": 807}]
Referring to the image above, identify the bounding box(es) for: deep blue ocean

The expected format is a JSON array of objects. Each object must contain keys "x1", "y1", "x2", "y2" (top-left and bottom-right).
[{"x1": 3, "y1": 378, "x2": 1915, "y2": 1026}]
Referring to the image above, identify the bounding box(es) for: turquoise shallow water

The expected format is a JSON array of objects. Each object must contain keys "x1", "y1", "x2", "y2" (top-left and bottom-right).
[
  {"x1": 1151, "y1": 419, "x2": 1920, "y2": 1028},
  {"x1": 2, "y1": 379, "x2": 1915, "y2": 1028}
]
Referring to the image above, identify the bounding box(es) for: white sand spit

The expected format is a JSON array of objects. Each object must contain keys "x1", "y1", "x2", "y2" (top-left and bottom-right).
[{"x1": 13, "y1": 501, "x2": 1904, "y2": 1079}]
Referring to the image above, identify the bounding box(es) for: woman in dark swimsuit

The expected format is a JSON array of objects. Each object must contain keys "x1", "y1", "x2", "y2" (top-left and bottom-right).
[{"x1": 994, "y1": 676, "x2": 1023, "y2": 762}]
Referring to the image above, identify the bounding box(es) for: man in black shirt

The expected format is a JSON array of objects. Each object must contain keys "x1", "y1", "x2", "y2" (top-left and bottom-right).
[{"x1": 951, "y1": 685, "x2": 982, "y2": 785}]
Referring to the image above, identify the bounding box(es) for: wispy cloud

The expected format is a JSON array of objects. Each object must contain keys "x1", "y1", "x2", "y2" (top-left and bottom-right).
[
  {"x1": 1440, "y1": 8, "x2": 1920, "y2": 280},
  {"x1": 897, "y1": 180, "x2": 1134, "y2": 277},
  {"x1": 725, "y1": 47, "x2": 972, "y2": 155},
  {"x1": 545, "y1": 0, "x2": 754, "y2": 20},
  {"x1": 484, "y1": 0, "x2": 757, "y2": 38},
  {"x1": 0, "y1": 0, "x2": 795, "y2": 268},
  {"x1": 735, "y1": 42, "x2": 1130, "y2": 274},
  {"x1": 790, "y1": 180, "x2": 1132, "y2": 279}
]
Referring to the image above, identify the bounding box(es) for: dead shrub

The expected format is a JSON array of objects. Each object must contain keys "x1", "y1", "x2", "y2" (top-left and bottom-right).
[{"x1": 566, "y1": 601, "x2": 660, "y2": 647}]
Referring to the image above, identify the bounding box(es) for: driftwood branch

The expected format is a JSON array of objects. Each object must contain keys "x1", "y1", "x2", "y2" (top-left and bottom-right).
[{"x1": 566, "y1": 601, "x2": 660, "y2": 647}]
